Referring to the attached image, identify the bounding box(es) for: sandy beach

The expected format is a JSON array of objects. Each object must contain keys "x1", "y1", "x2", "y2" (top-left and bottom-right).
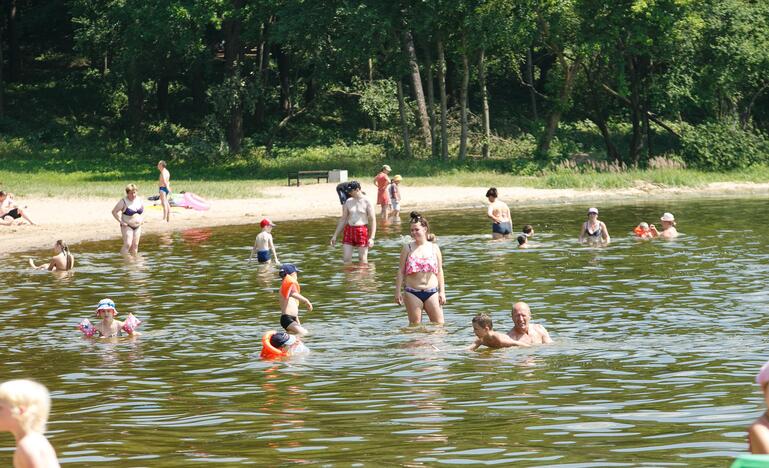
[{"x1": 2, "y1": 181, "x2": 769, "y2": 256}]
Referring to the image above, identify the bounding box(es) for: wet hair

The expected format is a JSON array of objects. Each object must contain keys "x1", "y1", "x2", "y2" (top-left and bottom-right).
[
  {"x1": 522, "y1": 224, "x2": 533, "y2": 235},
  {"x1": 56, "y1": 240, "x2": 73, "y2": 270},
  {"x1": 472, "y1": 313, "x2": 493, "y2": 329},
  {"x1": 517, "y1": 235, "x2": 527, "y2": 246},
  {"x1": 0, "y1": 379, "x2": 51, "y2": 433},
  {"x1": 410, "y1": 211, "x2": 436, "y2": 242},
  {"x1": 125, "y1": 183, "x2": 138, "y2": 194},
  {"x1": 486, "y1": 187, "x2": 498, "y2": 198},
  {"x1": 158, "y1": 160, "x2": 167, "y2": 168},
  {"x1": 0, "y1": 191, "x2": 5, "y2": 198}
]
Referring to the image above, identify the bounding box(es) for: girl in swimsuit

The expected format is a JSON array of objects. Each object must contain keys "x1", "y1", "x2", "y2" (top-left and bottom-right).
[
  {"x1": 29, "y1": 240, "x2": 75, "y2": 271},
  {"x1": 749, "y1": 360, "x2": 769, "y2": 453},
  {"x1": 579, "y1": 207, "x2": 610, "y2": 245},
  {"x1": 92, "y1": 298, "x2": 141, "y2": 338},
  {"x1": 111, "y1": 184, "x2": 144, "y2": 255},
  {"x1": 395, "y1": 212, "x2": 446, "y2": 325}
]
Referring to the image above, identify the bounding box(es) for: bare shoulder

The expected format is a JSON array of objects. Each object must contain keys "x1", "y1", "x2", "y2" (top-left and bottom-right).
[{"x1": 17, "y1": 432, "x2": 59, "y2": 467}]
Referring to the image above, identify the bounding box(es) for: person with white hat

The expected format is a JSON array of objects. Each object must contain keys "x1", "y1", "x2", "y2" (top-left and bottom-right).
[
  {"x1": 658, "y1": 212, "x2": 678, "y2": 239},
  {"x1": 578, "y1": 207, "x2": 610, "y2": 245}
]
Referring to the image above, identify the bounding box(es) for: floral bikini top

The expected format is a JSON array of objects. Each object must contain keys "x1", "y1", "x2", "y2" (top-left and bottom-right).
[{"x1": 405, "y1": 242, "x2": 439, "y2": 275}]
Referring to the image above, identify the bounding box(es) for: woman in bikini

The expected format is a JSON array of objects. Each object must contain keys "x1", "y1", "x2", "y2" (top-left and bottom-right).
[
  {"x1": 29, "y1": 239, "x2": 75, "y2": 271},
  {"x1": 749, "y1": 360, "x2": 769, "y2": 453},
  {"x1": 111, "y1": 184, "x2": 144, "y2": 255},
  {"x1": 578, "y1": 207, "x2": 610, "y2": 245},
  {"x1": 395, "y1": 212, "x2": 446, "y2": 325}
]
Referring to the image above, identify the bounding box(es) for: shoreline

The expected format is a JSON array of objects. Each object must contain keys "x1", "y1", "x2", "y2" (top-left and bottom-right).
[{"x1": 3, "y1": 181, "x2": 769, "y2": 256}]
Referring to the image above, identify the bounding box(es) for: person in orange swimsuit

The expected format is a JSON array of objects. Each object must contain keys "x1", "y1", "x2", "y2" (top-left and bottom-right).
[{"x1": 374, "y1": 165, "x2": 391, "y2": 219}]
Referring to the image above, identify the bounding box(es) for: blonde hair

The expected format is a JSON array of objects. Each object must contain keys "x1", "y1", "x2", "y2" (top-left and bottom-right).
[
  {"x1": 125, "y1": 183, "x2": 138, "y2": 194},
  {"x1": 0, "y1": 380, "x2": 51, "y2": 433}
]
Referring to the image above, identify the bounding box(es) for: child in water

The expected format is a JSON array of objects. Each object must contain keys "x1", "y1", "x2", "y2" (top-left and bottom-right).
[
  {"x1": 261, "y1": 331, "x2": 309, "y2": 359},
  {"x1": 633, "y1": 222, "x2": 657, "y2": 239},
  {"x1": 250, "y1": 218, "x2": 279, "y2": 264},
  {"x1": 80, "y1": 299, "x2": 142, "y2": 338},
  {"x1": 468, "y1": 313, "x2": 529, "y2": 350},
  {"x1": 0, "y1": 379, "x2": 60, "y2": 467},
  {"x1": 517, "y1": 234, "x2": 529, "y2": 249},
  {"x1": 279, "y1": 264, "x2": 313, "y2": 336}
]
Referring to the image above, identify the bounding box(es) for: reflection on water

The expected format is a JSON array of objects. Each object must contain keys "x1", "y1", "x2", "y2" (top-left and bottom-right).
[{"x1": 1, "y1": 198, "x2": 768, "y2": 465}]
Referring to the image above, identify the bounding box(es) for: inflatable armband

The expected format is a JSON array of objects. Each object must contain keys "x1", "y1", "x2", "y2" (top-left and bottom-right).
[
  {"x1": 260, "y1": 331, "x2": 290, "y2": 359},
  {"x1": 78, "y1": 318, "x2": 95, "y2": 337},
  {"x1": 122, "y1": 313, "x2": 142, "y2": 334}
]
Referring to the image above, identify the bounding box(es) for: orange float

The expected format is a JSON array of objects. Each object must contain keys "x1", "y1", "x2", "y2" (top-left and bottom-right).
[{"x1": 261, "y1": 331, "x2": 290, "y2": 359}]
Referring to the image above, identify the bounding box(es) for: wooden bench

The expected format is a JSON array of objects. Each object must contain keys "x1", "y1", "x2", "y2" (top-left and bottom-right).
[{"x1": 288, "y1": 170, "x2": 329, "y2": 186}]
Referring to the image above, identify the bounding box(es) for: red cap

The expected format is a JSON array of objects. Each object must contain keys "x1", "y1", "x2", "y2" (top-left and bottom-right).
[{"x1": 260, "y1": 218, "x2": 275, "y2": 228}]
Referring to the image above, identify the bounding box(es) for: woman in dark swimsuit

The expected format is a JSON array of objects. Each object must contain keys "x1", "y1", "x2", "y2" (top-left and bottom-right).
[
  {"x1": 578, "y1": 207, "x2": 610, "y2": 245},
  {"x1": 111, "y1": 184, "x2": 144, "y2": 255}
]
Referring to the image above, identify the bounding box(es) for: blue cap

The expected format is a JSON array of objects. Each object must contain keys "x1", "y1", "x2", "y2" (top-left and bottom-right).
[
  {"x1": 279, "y1": 263, "x2": 300, "y2": 278},
  {"x1": 270, "y1": 331, "x2": 296, "y2": 348}
]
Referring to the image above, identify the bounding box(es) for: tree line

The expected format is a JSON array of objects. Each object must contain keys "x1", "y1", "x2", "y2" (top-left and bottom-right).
[{"x1": 1, "y1": 0, "x2": 768, "y2": 169}]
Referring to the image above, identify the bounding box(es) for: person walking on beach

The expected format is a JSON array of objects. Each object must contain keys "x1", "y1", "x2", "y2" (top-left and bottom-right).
[
  {"x1": 486, "y1": 188, "x2": 512, "y2": 239},
  {"x1": 29, "y1": 240, "x2": 75, "y2": 271},
  {"x1": 507, "y1": 302, "x2": 552, "y2": 345},
  {"x1": 395, "y1": 212, "x2": 446, "y2": 325},
  {"x1": 111, "y1": 184, "x2": 144, "y2": 255},
  {"x1": 579, "y1": 207, "x2": 610, "y2": 245},
  {"x1": 330, "y1": 181, "x2": 377, "y2": 264},
  {"x1": 157, "y1": 160, "x2": 172, "y2": 223},
  {"x1": 374, "y1": 165, "x2": 391, "y2": 219},
  {"x1": 0, "y1": 191, "x2": 36, "y2": 225}
]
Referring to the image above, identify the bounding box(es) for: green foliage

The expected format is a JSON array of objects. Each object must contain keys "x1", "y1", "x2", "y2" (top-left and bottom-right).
[
  {"x1": 354, "y1": 78, "x2": 401, "y2": 130},
  {"x1": 680, "y1": 122, "x2": 769, "y2": 170}
]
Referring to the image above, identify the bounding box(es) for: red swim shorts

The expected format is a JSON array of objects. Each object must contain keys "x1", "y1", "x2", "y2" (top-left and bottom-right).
[{"x1": 343, "y1": 224, "x2": 369, "y2": 247}]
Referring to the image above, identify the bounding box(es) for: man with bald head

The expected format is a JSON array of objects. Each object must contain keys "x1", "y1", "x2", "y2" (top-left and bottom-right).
[{"x1": 507, "y1": 302, "x2": 553, "y2": 345}]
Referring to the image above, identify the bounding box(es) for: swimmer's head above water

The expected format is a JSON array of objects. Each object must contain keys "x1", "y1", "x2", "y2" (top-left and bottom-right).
[{"x1": 95, "y1": 298, "x2": 118, "y2": 318}]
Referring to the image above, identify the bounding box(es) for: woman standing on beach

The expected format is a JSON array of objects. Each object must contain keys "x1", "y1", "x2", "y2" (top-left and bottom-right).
[
  {"x1": 395, "y1": 212, "x2": 446, "y2": 325},
  {"x1": 111, "y1": 184, "x2": 144, "y2": 255},
  {"x1": 374, "y1": 165, "x2": 391, "y2": 219},
  {"x1": 29, "y1": 240, "x2": 75, "y2": 271}
]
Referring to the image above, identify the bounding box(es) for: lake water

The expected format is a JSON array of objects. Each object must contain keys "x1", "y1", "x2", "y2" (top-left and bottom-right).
[{"x1": 1, "y1": 197, "x2": 768, "y2": 466}]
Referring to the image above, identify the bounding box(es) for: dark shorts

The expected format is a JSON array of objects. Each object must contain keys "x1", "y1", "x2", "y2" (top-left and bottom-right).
[
  {"x1": 257, "y1": 250, "x2": 271, "y2": 263},
  {"x1": 280, "y1": 314, "x2": 299, "y2": 330},
  {"x1": 159, "y1": 186, "x2": 170, "y2": 195},
  {"x1": 4, "y1": 208, "x2": 21, "y2": 219},
  {"x1": 492, "y1": 221, "x2": 512, "y2": 235}
]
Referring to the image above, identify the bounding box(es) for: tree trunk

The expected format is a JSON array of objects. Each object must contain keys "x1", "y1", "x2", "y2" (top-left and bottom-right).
[
  {"x1": 526, "y1": 47, "x2": 538, "y2": 120},
  {"x1": 274, "y1": 44, "x2": 291, "y2": 115},
  {"x1": 536, "y1": 53, "x2": 579, "y2": 157},
  {"x1": 458, "y1": 51, "x2": 469, "y2": 160},
  {"x1": 401, "y1": 30, "x2": 431, "y2": 147},
  {"x1": 126, "y1": 59, "x2": 144, "y2": 128},
  {"x1": 191, "y1": 58, "x2": 206, "y2": 115},
  {"x1": 589, "y1": 115, "x2": 621, "y2": 162},
  {"x1": 223, "y1": 0, "x2": 243, "y2": 153},
  {"x1": 478, "y1": 49, "x2": 491, "y2": 159},
  {"x1": 628, "y1": 56, "x2": 644, "y2": 166},
  {"x1": 423, "y1": 45, "x2": 438, "y2": 158},
  {"x1": 437, "y1": 41, "x2": 449, "y2": 161},
  {"x1": 254, "y1": 20, "x2": 270, "y2": 128},
  {"x1": 7, "y1": 0, "x2": 20, "y2": 81},
  {"x1": 0, "y1": 22, "x2": 4, "y2": 117},
  {"x1": 396, "y1": 80, "x2": 413, "y2": 159},
  {"x1": 156, "y1": 57, "x2": 169, "y2": 118}
]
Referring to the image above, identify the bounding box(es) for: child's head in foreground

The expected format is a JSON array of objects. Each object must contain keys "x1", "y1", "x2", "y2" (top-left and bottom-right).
[
  {"x1": 0, "y1": 379, "x2": 51, "y2": 433},
  {"x1": 472, "y1": 313, "x2": 493, "y2": 338}
]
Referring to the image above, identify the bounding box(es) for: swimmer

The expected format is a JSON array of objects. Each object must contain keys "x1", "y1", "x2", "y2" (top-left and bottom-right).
[
  {"x1": 330, "y1": 180, "x2": 377, "y2": 264},
  {"x1": 389, "y1": 175, "x2": 402, "y2": 219},
  {"x1": 507, "y1": 302, "x2": 553, "y2": 345},
  {"x1": 111, "y1": 184, "x2": 144, "y2": 255},
  {"x1": 91, "y1": 299, "x2": 142, "y2": 338},
  {"x1": 395, "y1": 212, "x2": 446, "y2": 325},
  {"x1": 749, "y1": 360, "x2": 769, "y2": 453},
  {"x1": 517, "y1": 234, "x2": 529, "y2": 249},
  {"x1": 633, "y1": 222, "x2": 656, "y2": 239},
  {"x1": 278, "y1": 264, "x2": 313, "y2": 336},
  {"x1": 468, "y1": 313, "x2": 530, "y2": 350},
  {"x1": 522, "y1": 224, "x2": 534, "y2": 238},
  {"x1": 374, "y1": 164, "x2": 392, "y2": 218},
  {"x1": 250, "y1": 218, "x2": 279, "y2": 264},
  {"x1": 0, "y1": 379, "x2": 60, "y2": 468},
  {"x1": 0, "y1": 191, "x2": 36, "y2": 225},
  {"x1": 157, "y1": 160, "x2": 171, "y2": 222},
  {"x1": 270, "y1": 331, "x2": 309, "y2": 356},
  {"x1": 29, "y1": 240, "x2": 75, "y2": 271},
  {"x1": 486, "y1": 188, "x2": 512, "y2": 239},
  {"x1": 579, "y1": 207, "x2": 610, "y2": 245},
  {"x1": 658, "y1": 212, "x2": 678, "y2": 239}
]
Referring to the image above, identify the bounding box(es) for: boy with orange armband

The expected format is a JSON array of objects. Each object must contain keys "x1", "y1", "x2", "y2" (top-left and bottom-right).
[{"x1": 278, "y1": 264, "x2": 313, "y2": 336}]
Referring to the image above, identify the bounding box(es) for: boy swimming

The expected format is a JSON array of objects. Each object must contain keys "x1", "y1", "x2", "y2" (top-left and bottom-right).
[
  {"x1": 250, "y1": 218, "x2": 279, "y2": 263},
  {"x1": 468, "y1": 313, "x2": 529, "y2": 350},
  {"x1": 279, "y1": 264, "x2": 313, "y2": 335},
  {"x1": 0, "y1": 379, "x2": 60, "y2": 467}
]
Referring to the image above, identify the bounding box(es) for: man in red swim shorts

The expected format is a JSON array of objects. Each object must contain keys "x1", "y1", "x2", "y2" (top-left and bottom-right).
[{"x1": 330, "y1": 180, "x2": 377, "y2": 264}]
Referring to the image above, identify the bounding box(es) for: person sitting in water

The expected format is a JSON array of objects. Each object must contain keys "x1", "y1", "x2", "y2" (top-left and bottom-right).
[
  {"x1": 633, "y1": 222, "x2": 656, "y2": 239},
  {"x1": 250, "y1": 218, "x2": 279, "y2": 264},
  {"x1": 468, "y1": 313, "x2": 530, "y2": 351},
  {"x1": 278, "y1": 264, "x2": 313, "y2": 336},
  {"x1": 657, "y1": 212, "x2": 678, "y2": 239},
  {"x1": 507, "y1": 302, "x2": 553, "y2": 345},
  {"x1": 517, "y1": 234, "x2": 529, "y2": 249},
  {"x1": 0, "y1": 191, "x2": 36, "y2": 225},
  {"x1": 91, "y1": 299, "x2": 142, "y2": 338},
  {"x1": 579, "y1": 207, "x2": 610, "y2": 245},
  {"x1": 29, "y1": 240, "x2": 75, "y2": 271},
  {"x1": 486, "y1": 187, "x2": 512, "y2": 239},
  {"x1": 749, "y1": 360, "x2": 769, "y2": 454},
  {"x1": 0, "y1": 379, "x2": 60, "y2": 468},
  {"x1": 330, "y1": 180, "x2": 377, "y2": 264}
]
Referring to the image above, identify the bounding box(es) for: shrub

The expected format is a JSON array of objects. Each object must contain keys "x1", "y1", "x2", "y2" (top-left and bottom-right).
[{"x1": 680, "y1": 122, "x2": 769, "y2": 170}]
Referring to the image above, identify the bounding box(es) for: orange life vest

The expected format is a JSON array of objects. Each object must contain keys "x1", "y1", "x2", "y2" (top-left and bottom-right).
[
  {"x1": 260, "y1": 331, "x2": 290, "y2": 359},
  {"x1": 280, "y1": 275, "x2": 300, "y2": 299}
]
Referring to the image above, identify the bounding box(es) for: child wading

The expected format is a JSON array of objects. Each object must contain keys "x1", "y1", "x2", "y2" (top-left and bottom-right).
[
  {"x1": 250, "y1": 218, "x2": 279, "y2": 264},
  {"x1": 278, "y1": 264, "x2": 313, "y2": 336}
]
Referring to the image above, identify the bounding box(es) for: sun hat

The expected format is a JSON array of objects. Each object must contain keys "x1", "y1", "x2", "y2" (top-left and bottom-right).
[
  {"x1": 660, "y1": 212, "x2": 675, "y2": 222},
  {"x1": 270, "y1": 331, "x2": 296, "y2": 348},
  {"x1": 96, "y1": 298, "x2": 117, "y2": 317},
  {"x1": 260, "y1": 218, "x2": 275, "y2": 228},
  {"x1": 382, "y1": 164, "x2": 392, "y2": 172},
  {"x1": 756, "y1": 360, "x2": 769, "y2": 388},
  {"x1": 639, "y1": 222, "x2": 649, "y2": 229},
  {"x1": 588, "y1": 207, "x2": 599, "y2": 215},
  {"x1": 279, "y1": 263, "x2": 300, "y2": 278},
  {"x1": 392, "y1": 175, "x2": 402, "y2": 182}
]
